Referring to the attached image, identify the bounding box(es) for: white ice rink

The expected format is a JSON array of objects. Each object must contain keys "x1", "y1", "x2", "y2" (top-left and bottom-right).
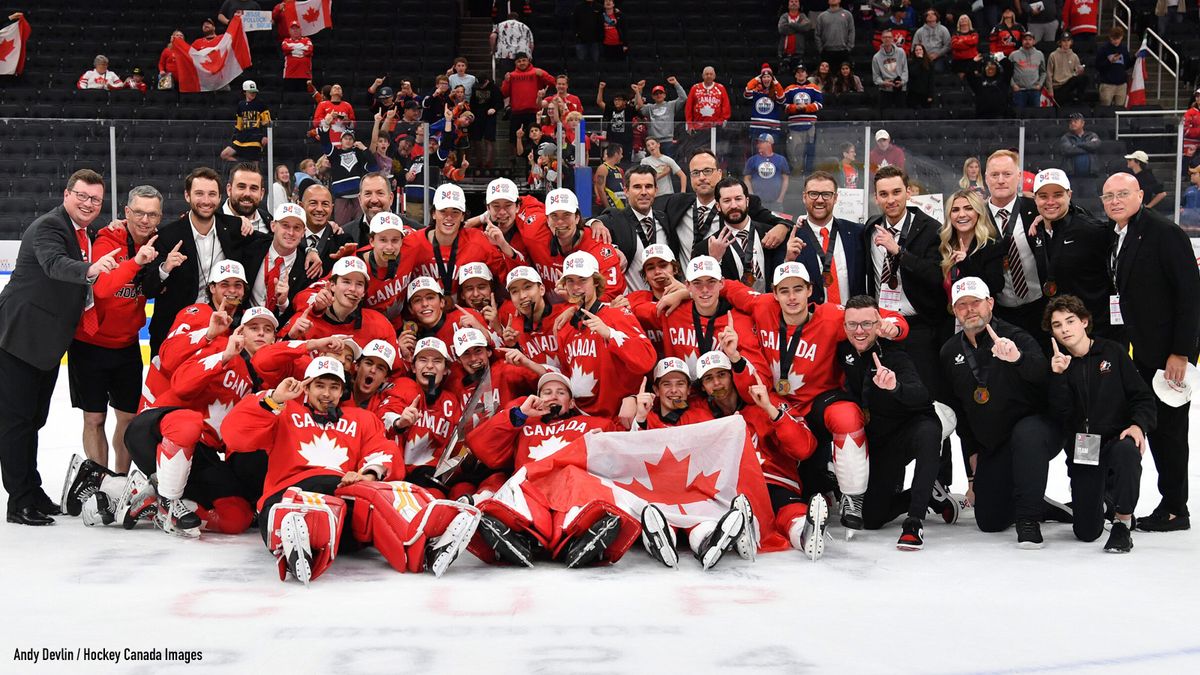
[{"x1": 1, "y1": 377, "x2": 1198, "y2": 674}]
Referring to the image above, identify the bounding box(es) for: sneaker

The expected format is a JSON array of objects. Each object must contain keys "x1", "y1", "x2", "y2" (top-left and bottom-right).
[
  {"x1": 80, "y1": 493, "x2": 115, "y2": 527},
  {"x1": 154, "y1": 496, "x2": 201, "y2": 538},
  {"x1": 928, "y1": 481, "x2": 961, "y2": 524},
  {"x1": 1016, "y1": 518, "x2": 1044, "y2": 549},
  {"x1": 796, "y1": 494, "x2": 829, "y2": 561},
  {"x1": 279, "y1": 511, "x2": 314, "y2": 586},
  {"x1": 425, "y1": 510, "x2": 481, "y2": 578},
  {"x1": 115, "y1": 470, "x2": 157, "y2": 530},
  {"x1": 1136, "y1": 512, "x2": 1190, "y2": 532},
  {"x1": 695, "y1": 506, "x2": 746, "y2": 571},
  {"x1": 1042, "y1": 497, "x2": 1073, "y2": 523},
  {"x1": 731, "y1": 494, "x2": 758, "y2": 561},
  {"x1": 897, "y1": 517, "x2": 924, "y2": 551},
  {"x1": 564, "y1": 514, "x2": 622, "y2": 568},
  {"x1": 478, "y1": 514, "x2": 535, "y2": 567},
  {"x1": 62, "y1": 455, "x2": 112, "y2": 517},
  {"x1": 1104, "y1": 520, "x2": 1134, "y2": 553},
  {"x1": 640, "y1": 504, "x2": 679, "y2": 569},
  {"x1": 840, "y1": 493, "x2": 864, "y2": 536}
]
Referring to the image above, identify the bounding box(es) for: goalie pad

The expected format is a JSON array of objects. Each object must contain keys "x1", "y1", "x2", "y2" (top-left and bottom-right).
[{"x1": 266, "y1": 488, "x2": 347, "y2": 583}]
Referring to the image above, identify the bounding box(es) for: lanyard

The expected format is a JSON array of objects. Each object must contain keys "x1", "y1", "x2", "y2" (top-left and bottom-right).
[
  {"x1": 430, "y1": 230, "x2": 460, "y2": 292},
  {"x1": 778, "y1": 309, "x2": 811, "y2": 381},
  {"x1": 959, "y1": 330, "x2": 993, "y2": 390},
  {"x1": 691, "y1": 300, "x2": 729, "y2": 355},
  {"x1": 570, "y1": 299, "x2": 604, "y2": 329},
  {"x1": 522, "y1": 301, "x2": 548, "y2": 334}
]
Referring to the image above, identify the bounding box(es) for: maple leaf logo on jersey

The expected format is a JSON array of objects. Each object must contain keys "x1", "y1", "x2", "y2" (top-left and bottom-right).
[
  {"x1": 568, "y1": 369, "x2": 597, "y2": 398},
  {"x1": 608, "y1": 328, "x2": 629, "y2": 347},
  {"x1": 404, "y1": 432, "x2": 434, "y2": 466},
  {"x1": 303, "y1": 6, "x2": 320, "y2": 22},
  {"x1": 199, "y1": 352, "x2": 225, "y2": 371},
  {"x1": 200, "y1": 49, "x2": 227, "y2": 75},
  {"x1": 0, "y1": 39, "x2": 15, "y2": 62},
  {"x1": 205, "y1": 400, "x2": 233, "y2": 439},
  {"x1": 527, "y1": 435, "x2": 570, "y2": 461},
  {"x1": 299, "y1": 432, "x2": 350, "y2": 470},
  {"x1": 614, "y1": 448, "x2": 721, "y2": 505},
  {"x1": 1078, "y1": 4, "x2": 1092, "y2": 13},
  {"x1": 362, "y1": 450, "x2": 393, "y2": 469}
]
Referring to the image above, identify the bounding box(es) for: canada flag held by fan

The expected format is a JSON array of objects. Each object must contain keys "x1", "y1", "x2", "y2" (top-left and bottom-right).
[
  {"x1": 172, "y1": 15, "x2": 252, "y2": 92},
  {"x1": 281, "y1": 0, "x2": 333, "y2": 37},
  {"x1": 0, "y1": 13, "x2": 30, "y2": 76}
]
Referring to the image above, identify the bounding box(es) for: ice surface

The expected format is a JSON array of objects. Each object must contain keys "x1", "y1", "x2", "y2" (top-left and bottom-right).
[{"x1": 1, "y1": 378, "x2": 1198, "y2": 673}]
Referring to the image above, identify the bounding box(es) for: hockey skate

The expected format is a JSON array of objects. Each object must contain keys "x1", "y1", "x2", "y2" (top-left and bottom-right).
[
  {"x1": 928, "y1": 481, "x2": 962, "y2": 524},
  {"x1": 731, "y1": 494, "x2": 758, "y2": 562},
  {"x1": 565, "y1": 514, "x2": 622, "y2": 568},
  {"x1": 840, "y1": 493, "x2": 864, "y2": 539},
  {"x1": 62, "y1": 455, "x2": 114, "y2": 517},
  {"x1": 425, "y1": 510, "x2": 481, "y2": 578},
  {"x1": 114, "y1": 469, "x2": 157, "y2": 530},
  {"x1": 793, "y1": 494, "x2": 830, "y2": 561},
  {"x1": 279, "y1": 511, "x2": 314, "y2": 586},
  {"x1": 478, "y1": 514, "x2": 536, "y2": 567},
  {"x1": 695, "y1": 504, "x2": 746, "y2": 571},
  {"x1": 154, "y1": 496, "x2": 201, "y2": 538},
  {"x1": 80, "y1": 492, "x2": 116, "y2": 527},
  {"x1": 640, "y1": 504, "x2": 679, "y2": 569}
]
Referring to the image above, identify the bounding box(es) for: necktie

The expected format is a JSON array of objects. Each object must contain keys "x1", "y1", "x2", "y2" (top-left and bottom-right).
[
  {"x1": 736, "y1": 230, "x2": 761, "y2": 285},
  {"x1": 76, "y1": 228, "x2": 99, "y2": 335},
  {"x1": 307, "y1": 234, "x2": 319, "y2": 251},
  {"x1": 264, "y1": 257, "x2": 284, "y2": 312},
  {"x1": 998, "y1": 209, "x2": 1030, "y2": 298},
  {"x1": 820, "y1": 227, "x2": 841, "y2": 305},
  {"x1": 641, "y1": 216, "x2": 654, "y2": 242},
  {"x1": 879, "y1": 223, "x2": 900, "y2": 289}
]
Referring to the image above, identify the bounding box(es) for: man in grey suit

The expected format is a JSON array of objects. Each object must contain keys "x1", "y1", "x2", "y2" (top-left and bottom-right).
[{"x1": 0, "y1": 170, "x2": 121, "y2": 525}]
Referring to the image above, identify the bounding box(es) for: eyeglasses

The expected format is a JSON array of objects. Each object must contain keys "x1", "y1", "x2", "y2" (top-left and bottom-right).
[
  {"x1": 126, "y1": 209, "x2": 161, "y2": 221},
  {"x1": 844, "y1": 320, "x2": 878, "y2": 330},
  {"x1": 805, "y1": 191, "x2": 836, "y2": 201},
  {"x1": 689, "y1": 167, "x2": 718, "y2": 178},
  {"x1": 70, "y1": 191, "x2": 103, "y2": 205},
  {"x1": 1099, "y1": 190, "x2": 1134, "y2": 203}
]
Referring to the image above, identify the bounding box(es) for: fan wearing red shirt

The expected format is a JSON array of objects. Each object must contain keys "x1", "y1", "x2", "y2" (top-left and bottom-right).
[
  {"x1": 280, "y1": 21, "x2": 314, "y2": 83},
  {"x1": 685, "y1": 67, "x2": 731, "y2": 132},
  {"x1": 312, "y1": 84, "x2": 356, "y2": 143},
  {"x1": 516, "y1": 188, "x2": 625, "y2": 302},
  {"x1": 158, "y1": 30, "x2": 184, "y2": 88},
  {"x1": 282, "y1": 256, "x2": 396, "y2": 349},
  {"x1": 192, "y1": 18, "x2": 222, "y2": 51},
  {"x1": 497, "y1": 266, "x2": 571, "y2": 372}
]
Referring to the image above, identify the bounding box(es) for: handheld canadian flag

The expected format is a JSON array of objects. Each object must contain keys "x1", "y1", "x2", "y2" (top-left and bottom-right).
[
  {"x1": 0, "y1": 14, "x2": 31, "y2": 76},
  {"x1": 282, "y1": 0, "x2": 333, "y2": 37},
  {"x1": 172, "y1": 15, "x2": 252, "y2": 92},
  {"x1": 1126, "y1": 38, "x2": 1150, "y2": 108}
]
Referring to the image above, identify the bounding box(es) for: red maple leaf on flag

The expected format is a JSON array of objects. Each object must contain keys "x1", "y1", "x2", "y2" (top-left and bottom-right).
[
  {"x1": 0, "y1": 39, "x2": 14, "y2": 62},
  {"x1": 200, "y1": 49, "x2": 227, "y2": 75},
  {"x1": 614, "y1": 448, "x2": 721, "y2": 506},
  {"x1": 303, "y1": 6, "x2": 320, "y2": 23}
]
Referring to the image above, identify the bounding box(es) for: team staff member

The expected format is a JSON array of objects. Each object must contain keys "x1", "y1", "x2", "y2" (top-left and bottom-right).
[
  {"x1": 984, "y1": 150, "x2": 1047, "y2": 343},
  {"x1": 1104, "y1": 172, "x2": 1200, "y2": 532},
  {"x1": 586, "y1": 165, "x2": 671, "y2": 293},
  {"x1": 1045, "y1": 295, "x2": 1155, "y2": 553},
  {"x1": 0, "y1": 170, "x2": 119, "y2": 525},
  {"x1": 787, "y1": 171, "x2": 866, "y2": 306}
]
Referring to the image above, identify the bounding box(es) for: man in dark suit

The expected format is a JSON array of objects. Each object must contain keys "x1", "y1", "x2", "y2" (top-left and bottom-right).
[
  {"x1": 238, "y1": 203, "x2": 320, "y2": 324},
  {"x1": 773, "y1": 170, "x2": 866, "y2": 305},
  {"x1": 221, "y1": 162, "x2": 271, "y2": 235},
  {"x1": 1105, "y1": 172, "x2": 1200, "y2": 532},
  {"x1": 586, "y1": 165, "x2": 671, "y2": 293},
  {"x1": 143, "y1": 167, "x2": 252, "y2": 356},
  {"x1": 299, "y1": 182, "x2": 355, "y2": 272},
  {"x1": 0, "y1": 170, "x2": 120, "y2": 525},
  {"x1": 1028, "y1": 168, "x2": 1123, "y2": 341},
  {"x1": 985, "y1": 149, "x2": 1049, "y2": 344},
  {"x1": 338, "y1": 172, "x2": 405, "y2": 247}
]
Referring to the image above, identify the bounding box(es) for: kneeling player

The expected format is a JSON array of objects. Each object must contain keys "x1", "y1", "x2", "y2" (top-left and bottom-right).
[{"x1": 222, "y1": 357, "x2": 481, "y2": 584}]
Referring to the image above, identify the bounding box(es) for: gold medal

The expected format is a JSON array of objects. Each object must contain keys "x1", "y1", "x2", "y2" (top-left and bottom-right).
[
  {"x1": 823, "y1": 271, "x2": 834, "y2": 286},
  {"x1": 1042, "y1": 281, "x2": 1057, "y2": 296},
  {"x1": 863, "y1": 409, "x2": 871, "y2": 425},
  {"x1": 743, "y1": 274, "x2": 757, "y2": 286},
  {"x1": 973, "y1": 386, "x2": 990, "y2": 404},
  {"x1": 403, "y1": 321, "x2": 418, "y2": 334},
  {"x1": 775, "y1": 380, "x2": 791, "y2": 395}
]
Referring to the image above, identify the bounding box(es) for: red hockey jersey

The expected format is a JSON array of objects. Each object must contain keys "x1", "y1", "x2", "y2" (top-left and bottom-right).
[
  {"x1": 497, "y1": 300, "x2": 571, "y2": 372},
  {"x1": 513, "y1": 223, "x2": 626, "y2": 302},
  {"x1": 155, "y1": 344, "x2": 259, "y2": 448},
  {"x1": 685, "y1": 82, "x2": 731, "y2": 131},
  {"x1": 555, "y1": 303, "x2": 657, "y2": 416},
  {"x1": 79, "y1": 226, "x2": 150, "y2": 349},
  {"x1": 140, "y1": 302, "x2": 225, "y2": 412},
  {"x1": 281, "y1": 305, "x2": 397, "y2": 349},
  {"x1": 1062, "y1": 0, "x2": 1098, "y2": 36},
  {"x1": 396, "y1": 227, "x2": 513, "y2": 296},
  {"x1": 637, "y1": 300, "x2": 770, "y2": 398},
  {"x1": 466, "y1": 407, "x2": 617, "y2": 471}
]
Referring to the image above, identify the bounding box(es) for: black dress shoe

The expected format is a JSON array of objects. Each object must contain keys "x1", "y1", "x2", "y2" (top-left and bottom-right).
[
  {"x1": 36, "y1": 497, "x2": 62, "y2": 516},
  {"x1": 7, "y1": 506, "x2": 55, "y2": 526}
]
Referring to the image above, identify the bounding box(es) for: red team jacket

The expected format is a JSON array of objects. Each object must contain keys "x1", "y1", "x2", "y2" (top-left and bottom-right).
[
  {"x1": 635, "y1": 300, "x2": 770, "y2": 398},
  {"x1": 555, "y1": 303, "x2": 657, "y2": 416},
  {"x1": 79, "y1": 226, "x2": 149, "y2": 349},
  {"x1": 155, "y1": 344, "x2": 260, "y2": 448},
  {"x1": 280, "y1": 37, "x2": 313, "y2": 79}
]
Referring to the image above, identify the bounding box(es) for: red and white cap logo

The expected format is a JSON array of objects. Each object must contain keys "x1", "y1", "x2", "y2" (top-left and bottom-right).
[
  {"x1": 369, "y1": 211, "x2": 407, "y2": 235},
  {"x1": 1033, "y1": 168, "x2": 1071, "y2": 193},
  {"x1": 304, "y1": 355, "x2": 346, "y2": 382},
  {"x1": 413, "y1": 337, "x2": 450, "y2": 361},
  {"x1": 272, "y1": 202, "x2": 306, "y2": 224},
  {"x1": 951, "y1": 276, "x2": 991, "y2": 304},
  {"x1": 772, "y1": 261, "x2": 810, "y2": 286},
  {"x1": 209, "y1": 260, "x2": 247, "y2": 284},
  {"x1": 406, "y1": 276, "x2": 444, "y2": 300},
  {"x1": 452, "y1": 327, "x2": 489, "y2": 356},
  {"x1": 433, "y1": 183, "x2": 466, "y2": 211},
  {"x1": 686, "y1": 255, "x2": 722, "y2": 282},
  {"x1": 486, "y1": 178, "x2": 520, "y2": 204},
  {"x1": 360, "y1": 339, "x2": 396, "y2": 369},
  {"x1": 331, "y1": 256, "x2": 368, "y2": 280},
  {"x1": 654, "y1": 356, "x2": 691, "y2": 381},
  {"x1": 506, "y1": 265, "x2": 543, "y2": 288},
  {"x1": 240, "y1": 306, "x2": 279, "y2": 328},
  {"x1": 642, "y1": 244, "x2": 674, "y2": 265},
  {"x1": 562, "y1": 251, "x2": 599, "y2": 279},
  {"x1": 457, "y1": 262, "x2": 493, "y2": 284},
  {"x1": 695, "y1": 350, "x2": 732, "y2": 379},
  {"x1": 545, "y1": 188, "x2": 579, "y2": 214}
]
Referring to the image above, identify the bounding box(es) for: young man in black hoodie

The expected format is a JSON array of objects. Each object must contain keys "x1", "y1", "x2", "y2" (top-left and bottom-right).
[{"x1": 1045, "y1": 294, "x2": 1155, "y2": 553}]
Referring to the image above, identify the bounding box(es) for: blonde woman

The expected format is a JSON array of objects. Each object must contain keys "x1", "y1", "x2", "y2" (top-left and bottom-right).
[
  {"x1": 939, "y1": 189, "x2": 1004, "y2": 296},
  {"x1": 957, "y1": 157, "x2": 987, "y2": 200}
]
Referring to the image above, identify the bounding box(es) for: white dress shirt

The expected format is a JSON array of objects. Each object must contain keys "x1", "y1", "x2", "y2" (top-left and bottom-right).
[
  {"x1": 989, "y1": 197, "x2": 1043, "y2": 307},
  {"x1": 675, "y1": 196, "x2": 717, "y2": 269},
  {"x1": 806, "y1": 216, "x2": 849, "y2": 303},
  {"x1": 251, "y1": 245, "x2": 298, "y2": 308},
  {"x1": 624, "y1": 208, "x2": 670, "y2": 292}
]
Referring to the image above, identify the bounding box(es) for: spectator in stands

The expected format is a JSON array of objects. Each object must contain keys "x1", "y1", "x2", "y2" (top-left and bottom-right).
[
  {"x1": 869, "y1": 129, "x2": 906, "y2": 173},
  {"x1": 685, "y1": 67, "x2": 731, "y2": 132},
  {"x1": 422, "y1": 75, "x2": 453, "y2": 125},
  {"x1": 913, "y1": 9, "x2": 951, "y2": 72},
  {"x1": 744, "y1": 64, "x2": 787, "y2": 145},
  {"x1": 873, "y1": 7, "x2": 914, "y2": 54},
  {"x1": 447, "y1": 57, "x2": 478, "y2": 97},
  {"x1": 312, "y1": 83, "x2": 355, "y2": 143},
  {"x1": 502, "y1": 53, "x2": 555, "y2": 147},
  {"x1": 492, "y1": 11, "x2": 534, "y2": 75},
  {"x1": 872, "y1": 29, "x2": 909, "y2": 110},
  {"x1": 600, "y1": 0, "x2": 626, "y2": 62},
  {"x1": 157, "y1": 31, "x2": 184, "y2": 89},
  {"x1": 1022, "y1": 0, "x2": 1059, "y2": 45},
  {"x1": 641, "y1": 138, "x2": 685, "y2": 195},
  {"x1": 1047, "y1": 33, "x2": 1087, "y2": 104},
  {"x1": 829, "y1": 61, "x2": 864, "y2": 95},
  {"x1": 815, "y1": 0, "x2": 854, "y2": 69},
  {"x1": 78, "y1": 55, "x2": 124, "y2": 90},
  {"x1": 1155, "y1": 0, "x2": 1186, "y2": 36},
  {"x1": 596, "y1": 81, "x2": 636, "y2": 163},
  {"x1": 1183, "y1": 88, "x2": 1200, "y2": 165},
  {"x1": 778, "y1": 0, "x2": 813, "y2": 73},
  {"x1": 958, "y1": 156, "x2": 987, "y2": 199},
  {"x1": 835, "y1": 141, "x2": 861, "y2": 189},
  {"x1": 744, "y1": 135, "x2": 791, "y2": 211},
  {"x1": 1010, "y1": 33, "x2": 1047, "y2": 108},
  {"x1": 1056, "y1": 113, "x2": 1100, "y2": 177},
  {"x1": 1181, "y1": 166, "x2": 1200, "y2": 229},
  {"x1": 1062, "y1": 0, "x2": 1099, "y2": 53},
  {"x1": 783, "y1": 64, "x2": 823, "y2": 174},
  {"x1": 470, "y1": 75, "x2": 503, "y2": 168},
  {"x1": 369, "y1": 114, "x2": 397, "y2": 181},
  {"x1": 594, "y1": 144, "x2": 626, "y2": 210},
  {"x1": 1095, "y1": 26, "x2": 1132, "y2": 107},
  {"x1": 124, "y1": 68, "x2": 148, "y2": 93},
  {"x1": 572, "y1": 0, "x2": 602, "y2": 62},
  {"x1": 967, "y1": 56, "x2": 1014, "y2": 118},
  {"x1": 272, "y1": 164, "x2": 291, "y2": 208},
  {"x1": 319, "y1": 116, "x2": 377, "y2": 225},
  {"x1": 950, "y1": 15, "x2": 980, "y2": 79},
  {"x1": 640, "y1": 77, "x2": 688, "y2": 157},
  {"x1": 392, "y1": 100, "x2": 421, "y2": 145},
  {"x1": 1124, "y1": 151, "x2": 1167, "y2": 209},
  {"x1": 194, "y1": 18, "x2": 222, "y2": 50},
  {"x1": 988, "y1": 9, "x2": 1025, "y2": 57},
  {"x1": 222, "y1": 162, "x2": 269, "y2": 233},
  {"x1": 810, "y1": 61, "x2": 832, "y2": 90},
  {"x1": 281, "y1": 21, "x2": 314, "y2": 91},
  {"x1": 218, "y1": 0, "x2": 259, "y2": 25},
  {"x1": 220, "y1": 81, "x2": 271, "y2": 162},
  {"x1": 907, "y1": 43, "x2": 935, "y2": 108},
  {"x1": 545, "y1": 74, "x2": 585, "y2": 116},
  {"x1": 443, "y1": 151, "x2": 470, "y2": 183}
]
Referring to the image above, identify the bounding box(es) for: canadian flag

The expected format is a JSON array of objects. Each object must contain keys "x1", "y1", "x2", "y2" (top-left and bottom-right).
[
  {"x1": 171, "y1": 15, "x2": 252, "y2": 93},
  {"x1": 0, "y1": 14, "x2": 30, "y2": 76},
  {"x1": 1126, "y1": 38, "x2": 1150, "y2": 108},
  {"x1": 281, "y1": 0, "x2": 333, "y2": 37}
]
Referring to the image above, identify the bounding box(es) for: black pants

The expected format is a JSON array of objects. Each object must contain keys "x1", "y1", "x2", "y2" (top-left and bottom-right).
[
  {"x1": 862, "y1": 414, "x2": 942, "y2": 529},
  {"x1": 1053, "y1": 75, "x2": 1089, "y2": 103},
  {"x1": 258, "y1": 474, "x2": 358, "y2": 549},
  {"x1": 994, "y1": 297, "x2": 1050, "y2": 352},
  {"x1": 1069, "y1": 437, "x2": 1141, "y2": 542},
  {"x1": 0, "y1": 348, "x2": 59, "y2": 511},
  {"x1": 124, "y1": 407, "x2": 242, "y2": 510},
  {"x1": 894, "y1": 317, "x2": 955, "y2": 486},
  {"x1": 1137, "y1": 362, "x2": 1191, "y2": 516},
  {"x1": 974, "y1": 414, "x2": 1061, "y2": 532}
]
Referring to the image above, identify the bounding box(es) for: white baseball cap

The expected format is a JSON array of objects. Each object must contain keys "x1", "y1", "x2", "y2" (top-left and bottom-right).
[
  {"x1": 933, "y1": 401, "x2": 957, "y2": 442},
  {"x1": 413, "y1": 336, "x2": 450, "y2": 361},
  {"x1": 433, "y1": 183, "x2": 466, "y2": 211},
  {"x1": 1033, "y1": 168, "x2": 1071, "y2": 193},
  {"x1": 304, "y1": 355, "x2": 345, "y2": 382},
  {"x1": 243, "y1": 80, "x2": 258, "y2": 92},
  {"x1": 1152, "y1": 364, "x2": 1199, "y2": 408},
  {"x1": 506, "y1": 265, "x2": 543, "y2": 288},
  {"x1": 950, "y1": 276, "x2": 991, "y2": 304},
  {"x1": 561, "y1": 251, "x2": 599, "y2": 279},
  {"x1": 457, "y1": 261, "x2": 493, "y2": 284},
  {"x1": 642, "y1": 244, "x2": 674, "y2": 266},
  {"x1": 1124, "y1": 150, "x2": 1150, "y2": 164},
  {"x1": 537, "y1": 371, "x2": 573, "y2": 394},
  {"x1": 369, "y1": 211, "x2": 407, "y2": 235},
  {"x1": 486, "y1": 178, "x2": 520, "y2": 204},
  {"x1": 695, "y1": 350, "x2": 733, "y2": 380},
  {"x1": 209, "y1": 260, "x2": 247, "y2": 284},
  {"x1": 406, "y1": 276, "x2": 443, "y2": 300},
  {"x1": 342, "y1": 337, "x2": 363, "y2": 361},
  {"x1": 272, "y1": 202, "x2": 306, "y2": 224},
  {"x1": 239, "y1": 306, "x2": 279, "y2": 328},
  {"x1": 875, "y1": 129, "x2": 890, "y2": 141},
  {"x1": 685, "y1": 255, "x2": 722, "y2": 282},
  {"x1": 654, "y1": 357, "x2": 691, "y2": 381},
  {"x1": 545, "y1": 188, "x2": 579, "y2": 214},
  {"x1": 772, "y1": 261, "x2": 810, "y2": 286},
  {"x1": 331, "y1": 256, "x2": 368, "y2": 281},
  {"x1": 359, "y1": 339, "x2": 396, "y2": 370},
  {"x1": 452, "y1": 327, "x2": 489, "y2": 357}
]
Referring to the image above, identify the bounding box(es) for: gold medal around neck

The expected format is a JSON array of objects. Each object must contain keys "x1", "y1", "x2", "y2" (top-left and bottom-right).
[
  {"x1": 823, "y1": 271, "x2": 834, "y2": 286},
  {"x1": 775, "y1": 380, "x2": 792, "y2": 395},
  {"x1": 973, "y1": 386, "x2": 990, "y2": 404},
  {"x1": 1042, "y1": 281, "x2": 1057, "y2": 296}
]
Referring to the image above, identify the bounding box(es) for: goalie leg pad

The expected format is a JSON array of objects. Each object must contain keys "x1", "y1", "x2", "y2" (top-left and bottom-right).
[
  {"x1": 335, "y1": 481, "x2": 440, "y2": 573},
  {"x1": 825, "y1": 401, "x2": 869, "y2": 496},
  {"x1": 266, "y1": 488, "x2": 347, "y2": 583},
  {"x1": 468, "y1": 498, "x2": 549, "y2": 565}
]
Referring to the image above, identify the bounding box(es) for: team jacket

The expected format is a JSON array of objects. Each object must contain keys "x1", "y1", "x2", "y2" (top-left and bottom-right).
[
  {"x1": 781, "y1": 82, "x2": 824, "y2": 131},
  {"x1": 381, "y1": 378, "x2": 462, "y2": 470},
  {"x1": 1047, "y1": 337, "x2": 1157, "y2": 445},
  {"x1": 281, "y1": 304, "x2": 397, "y2": 349},
  {"x1": 744, "y1": 78, "x2": 786, "y2": 136},
  {"x1": 466, "y1": 406, "x2": 616, "y2": 471},
  {"x1": 250, "y1": 340, "x2": 319, "y2": 389},
  {"x1": 80, "y1": 225, "x2": 150, "y2": 349},
  {"x1": 513, "y1": 223, "x2": 626, "y2": 301},
  {"x1": 555, "y1": 302, "x2": 657, "y2": 416},
  {"x1": 222, "y1": 394, "x2": 399, "y2": 510},
  {"x1": 280, "y1": 37, "x2": 313, "y2": 79},
  {"x1": 396, "y1": 227, "x2": 513, "y2": 297},
  {"x1": 155, "y1": 344, "x2": 262, "y2": 448}
]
